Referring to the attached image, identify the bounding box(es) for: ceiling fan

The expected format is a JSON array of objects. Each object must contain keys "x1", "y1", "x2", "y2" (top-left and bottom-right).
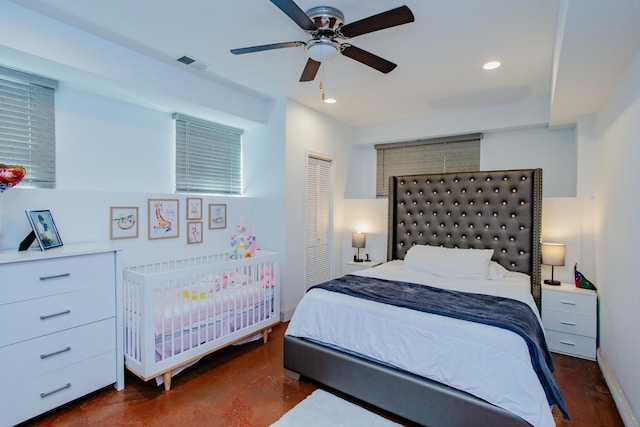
[{"x1": 230, "y1": 0, "x2": 415, "y2": 82}]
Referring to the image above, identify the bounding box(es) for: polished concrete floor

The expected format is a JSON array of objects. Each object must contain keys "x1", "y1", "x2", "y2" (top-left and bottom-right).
[{"x1": 22, "y1": 322, "x2": 623, "y2": 426}]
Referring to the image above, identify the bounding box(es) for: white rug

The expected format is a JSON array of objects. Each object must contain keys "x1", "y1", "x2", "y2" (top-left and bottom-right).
[{"x1": 270, "y1": 389, "x2": 403, "y2": 427}]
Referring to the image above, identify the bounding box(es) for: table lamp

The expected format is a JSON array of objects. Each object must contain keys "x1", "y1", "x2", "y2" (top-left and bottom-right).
[
  {"x1": 352, "y1": 232, "x2": 366, "y2": 262},
  {"x1": 541, "y1": 242, "x2": 565, "y2": 286}
]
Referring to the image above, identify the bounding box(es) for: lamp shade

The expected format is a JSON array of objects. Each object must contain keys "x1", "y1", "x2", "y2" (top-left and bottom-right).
[
  {"x1": 541, "y1": 242, "x2": 565, "y2": 266},
  {"x1": 352, "y1": 232, "x2": 366, "y2": 249}
]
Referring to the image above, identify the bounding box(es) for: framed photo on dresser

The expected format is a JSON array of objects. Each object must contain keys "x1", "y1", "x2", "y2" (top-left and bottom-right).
[{"x1": 25, "y1": 209, "x2": 63, "y2": 250}]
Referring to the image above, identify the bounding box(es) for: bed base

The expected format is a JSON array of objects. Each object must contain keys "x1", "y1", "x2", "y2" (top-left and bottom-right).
[{"x1": 284, "y1": 336, "x2": 532, "y2": 427}]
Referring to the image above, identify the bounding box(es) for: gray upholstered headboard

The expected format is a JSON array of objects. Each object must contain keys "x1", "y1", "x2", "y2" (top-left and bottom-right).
[{"x1": 387, "y1": 169, "x2": 543, "y2": 310}]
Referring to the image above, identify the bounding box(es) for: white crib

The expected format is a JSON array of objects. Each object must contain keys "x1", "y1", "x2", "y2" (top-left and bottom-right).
[{"x1": 123, "y1": 251, "x2": 279, "y2": 390}]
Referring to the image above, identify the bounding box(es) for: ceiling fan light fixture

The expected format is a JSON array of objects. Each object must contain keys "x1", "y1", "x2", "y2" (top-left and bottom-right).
[{"x1": 306, "y1": 38, "x2": 340, "y2": 62}]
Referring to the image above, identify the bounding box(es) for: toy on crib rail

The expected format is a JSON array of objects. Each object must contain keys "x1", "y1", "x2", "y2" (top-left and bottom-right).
[{"x1": 229, "y1": 221, "x2": 259, "y2": 259}]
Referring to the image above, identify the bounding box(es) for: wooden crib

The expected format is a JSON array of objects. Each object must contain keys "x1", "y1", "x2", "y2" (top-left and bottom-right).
[{"x1": 123, "y1": 251, "x2": 279, "y2": 390}]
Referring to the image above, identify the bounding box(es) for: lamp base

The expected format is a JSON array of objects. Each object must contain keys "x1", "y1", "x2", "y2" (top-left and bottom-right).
[
  {"x1": 544, "y1": 279, "x2": 561, "y2": 286},
  {"x1": 353, "y1": 254, "x2": 363, "y2": 263}
]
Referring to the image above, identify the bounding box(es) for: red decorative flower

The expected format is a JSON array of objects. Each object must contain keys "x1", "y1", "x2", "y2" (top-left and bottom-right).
[{"x1": 0, "y1": 164, "x2": 26, "y2": 193}]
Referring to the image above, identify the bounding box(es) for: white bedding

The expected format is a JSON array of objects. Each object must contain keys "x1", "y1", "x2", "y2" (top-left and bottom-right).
[{"x1": 285, "y1": 261, "x2": 554, "y2": 427}]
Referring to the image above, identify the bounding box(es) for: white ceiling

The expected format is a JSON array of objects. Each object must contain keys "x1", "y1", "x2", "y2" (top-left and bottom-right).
[{"x1": 8, "y1": 0, "x2": 640, "y2": 128}]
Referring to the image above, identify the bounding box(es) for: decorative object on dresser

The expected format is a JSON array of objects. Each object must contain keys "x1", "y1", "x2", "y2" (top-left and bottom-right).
[
  {"x1": 0, "y1": 244, "x2": 124, "y2": 426},
  {"x1": 541, "y1": 242, "x2": 565, "y2": 286},
  {"x1": 542, "y1": 282, "x2": 597, "y2": 360},
  {"x1": 351, "y1": 231, "x2": 366, "y2": 262},
  {"x1": 21, "y1": 209, "x2": 63, "y2": 251},
  {"x1": 123, "y1": 251, "x2": 280, "y2": 391}
]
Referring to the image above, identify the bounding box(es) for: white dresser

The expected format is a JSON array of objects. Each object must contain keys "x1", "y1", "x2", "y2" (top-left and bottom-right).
[
  {"x1": 0, "y1": 243, "x2": 124, "y2": 426},
  {"x1": 542, "y1": 282, "x2": 597, "y2": 360}
]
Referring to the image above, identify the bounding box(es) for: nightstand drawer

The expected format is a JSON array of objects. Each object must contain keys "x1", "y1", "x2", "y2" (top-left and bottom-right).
[
  {"x1": 545, "y1": 330, "x2": 596, "y2": 360},
  {"x1": 542, "y1": 309, "x2": 596, "y2": 338},
  {"x1": 542, "y1": 288, "x2": 596, "y2": 316}
]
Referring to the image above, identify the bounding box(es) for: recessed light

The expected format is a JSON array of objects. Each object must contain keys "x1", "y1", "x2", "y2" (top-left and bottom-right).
[
  {"x1": 324, "y1": 98, "x2": 336, "y2": 104},
  {"x1": 483, "y1": 61, "x2": 501, "y2": 70}
]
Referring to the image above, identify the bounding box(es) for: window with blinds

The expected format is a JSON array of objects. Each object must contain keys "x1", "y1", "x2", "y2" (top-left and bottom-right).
[
  {"x1": 375, "y1": 133, "x2": 481, "y2": 197},
  {"x1": 0, "y1": 66, "x2": 57, "y2": 189},
  {"x1": 174, "y1": 113, "x2": 243, "y2": 195}
]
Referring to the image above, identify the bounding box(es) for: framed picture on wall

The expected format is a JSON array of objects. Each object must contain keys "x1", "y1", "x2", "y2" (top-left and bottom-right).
[
  {"x1": 187, "y1": 221, "x2": 203, "y2": 244},
  {"x1": 186, "y1": 197, "x2": 202, "y2": 220},
  {"x1": 25, "y1": 209, "x2": 63, "y2": 250},
  {"x1": 110, "y1": 206, "x2": 138, "y2": 239},
  {"x1": 208, "y1": 204, "x2": 226, "y2": 229},
  {"x1": 148, "y1": 198, "x2": 179, "y2": 239}
]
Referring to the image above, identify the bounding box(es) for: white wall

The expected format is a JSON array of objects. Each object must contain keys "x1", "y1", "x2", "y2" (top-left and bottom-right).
[
  {"x1": 594, "y1": 48, "x2": 640, "y2": 426},
  {"x1": 0, "y1": 87, "x2": 261, "y2": 268},
  {"x1": 281, "y1": 100, "x2": 352, "y2": 319},
  {"x1": 341, "y1": 125, "x2": 584, "y2": 278}
]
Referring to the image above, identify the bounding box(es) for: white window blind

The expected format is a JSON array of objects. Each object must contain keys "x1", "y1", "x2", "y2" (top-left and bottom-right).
[
  {"x1": 174, "y1": 113, "x2": 243, "y2": 195},
  {"x1": 0, "y1": 66, "x2": 57, "y2": 189},
  {"x1": 375, "y1": 133, "x2": 481, "y2": 197}
]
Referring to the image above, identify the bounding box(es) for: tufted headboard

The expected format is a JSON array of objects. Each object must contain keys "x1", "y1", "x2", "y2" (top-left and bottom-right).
[{"x1": 387, "y1": 169, "x2": 543, "y2": 310}]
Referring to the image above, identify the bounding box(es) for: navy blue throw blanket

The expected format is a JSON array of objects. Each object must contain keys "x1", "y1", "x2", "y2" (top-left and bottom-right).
[{"x1": 310, "y1": 274, "x2": 570, "y2": 420}]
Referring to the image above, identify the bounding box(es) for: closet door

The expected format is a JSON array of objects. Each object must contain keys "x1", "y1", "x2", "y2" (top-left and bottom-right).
[{"x1": 306, "y1": 156, "x2": 332, "y2": 288}]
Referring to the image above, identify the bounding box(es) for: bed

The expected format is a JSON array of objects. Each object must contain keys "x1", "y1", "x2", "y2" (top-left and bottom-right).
[
  {"x1": 123, "y1": 251, "x2": 279, "y2": 390},
  {"x1": 284, "y1": 169, "x2": 568, "y2": 426}
]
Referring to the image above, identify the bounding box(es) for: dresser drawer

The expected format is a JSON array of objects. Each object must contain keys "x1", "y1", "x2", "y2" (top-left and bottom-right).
[
  {"x1": 545, "y1": 330, "x2": 596, "y2": 360},
  {"x1": 2, "y1": 318, "x2": 116, "y2": 386},
  {"x1": 0, "y1": 252, "x2": 114, "y2": 305},
  {"x1": 542, "y1": 288, "x2": 596, "y2": 316},
  {"x1": 0, "y1": 285, "x2": 115, "y2": 347},
  {"x1": 542, "y1": 309, "x2": 596, "y2": 338},
  {"x1": 2, "y1": 351, "x2": 116, "y2": 427}
]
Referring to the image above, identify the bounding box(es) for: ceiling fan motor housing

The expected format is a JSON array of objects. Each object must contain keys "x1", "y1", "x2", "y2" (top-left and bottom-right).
[{"x1": 305, "y1": 6, "x2": 344, "y2": 31}]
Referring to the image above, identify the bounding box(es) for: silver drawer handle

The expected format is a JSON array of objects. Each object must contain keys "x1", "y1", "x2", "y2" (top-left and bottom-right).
[
  {"x1": 40, "y1": 383, "x2": 71, "y2": 398},
  {"x1": 40, "y1": 309, "x2": 71, "y2": 320},
  {"x1": 560, "y1": 300, "x2": 577, "y2": 305},
  {"x1": 560, "y1": 321, "x2": 577, "y2": 326},
  {"x1": 39, "y1": 273, "x2": 71, "y2": 281},
  {"x1": 40, "y1": 346, "x2": 72, "y2": 359},
  {"x1": 559, "y1": 340, "x2": 576, "y2": 347}
]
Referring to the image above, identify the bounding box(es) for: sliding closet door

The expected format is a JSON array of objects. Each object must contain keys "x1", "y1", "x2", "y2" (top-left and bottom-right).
[{"x1": 305, "y1": 156, "x2": 332, "y2": 289}]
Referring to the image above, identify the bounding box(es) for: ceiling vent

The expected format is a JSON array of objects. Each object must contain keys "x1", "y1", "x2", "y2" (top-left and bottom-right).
[{"x1": 177, "y1": 55, "x2": 207, "y2": 70}]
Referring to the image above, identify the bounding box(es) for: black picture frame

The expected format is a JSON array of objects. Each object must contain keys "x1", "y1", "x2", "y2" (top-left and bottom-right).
[{"x1": 25, "y1": 210, "x2": 63, "y2": 250}]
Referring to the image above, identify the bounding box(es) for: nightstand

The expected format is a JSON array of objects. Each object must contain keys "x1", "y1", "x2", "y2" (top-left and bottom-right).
[
  {"x1": 542, "y1": 282, "x2": 597, "y2": 360},
  {"x1": 344, "y1": 260, "x2": 381, "y2": 274}
]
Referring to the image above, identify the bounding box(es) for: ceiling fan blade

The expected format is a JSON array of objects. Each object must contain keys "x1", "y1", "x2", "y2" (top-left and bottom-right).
[
  {"x1": 270, "y1": 0, "x2": 317, "y2": 31},
  {"x1": 299, "y1": 58, "x2": 321, "y2": 82},
  {"x1": 230, "y1": 41, "x2": 304, "y2": 55},
  {"x1": 340, "y1": 5, "x2": 415, "y2": 38},
  {"x1": 341, "y1": 45, "x2": 397, "y2": 74}
]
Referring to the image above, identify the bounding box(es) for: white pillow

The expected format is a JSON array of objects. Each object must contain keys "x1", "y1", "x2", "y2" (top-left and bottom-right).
[
  {"x1": 488, "y1": 261, "x2": 509, "y2": 280},
  {"x1": 404, "y1": 245, "x2": 494, "y2": 280}
]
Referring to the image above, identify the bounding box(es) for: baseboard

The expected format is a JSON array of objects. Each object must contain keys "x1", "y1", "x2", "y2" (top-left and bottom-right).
[
  {"x1": 280, "y1": 307, "x2": 295, "y2": 322},
  {"x1": 597, "y1": 348, "x2": 639, "y2": 427}
]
